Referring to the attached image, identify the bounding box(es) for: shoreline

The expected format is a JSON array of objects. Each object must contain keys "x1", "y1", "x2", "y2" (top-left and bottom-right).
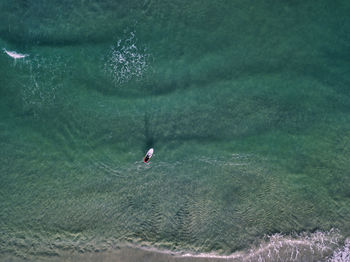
[{"x1": 2, "y1": 230, "x2": 347, "y2": 262}]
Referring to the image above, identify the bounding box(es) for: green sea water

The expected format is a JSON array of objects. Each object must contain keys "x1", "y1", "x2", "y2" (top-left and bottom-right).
[{"x1": 1, "y1": 0, "x2": 350, "y2": 261}]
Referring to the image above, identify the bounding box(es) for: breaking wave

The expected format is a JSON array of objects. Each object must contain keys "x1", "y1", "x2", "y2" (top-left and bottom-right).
[
  {"x1": 2, "y1": 228, "x2": 348, "y2": 261},
  {"x1": 136, "y1": 229, "x2": 349, "y2": 262},
  {"x1": 328, "y1": 238, "x2": 350, "y2": 262}
]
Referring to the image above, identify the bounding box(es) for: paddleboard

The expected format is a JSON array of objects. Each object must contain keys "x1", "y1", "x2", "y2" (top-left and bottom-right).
[{"x1": 144, "y1": 148, "x2": 154, "y2": 163}]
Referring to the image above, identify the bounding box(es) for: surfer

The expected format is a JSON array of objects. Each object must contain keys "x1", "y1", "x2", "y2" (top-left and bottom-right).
[
  {"x1": 144, "y1": 148, "x2": 154, "y2": 163},
  {"x1": 3, "y1": 48, "x2": 29, "y2": 59}
]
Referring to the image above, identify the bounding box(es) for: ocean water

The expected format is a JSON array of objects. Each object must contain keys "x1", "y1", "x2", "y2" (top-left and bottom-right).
[{"x1": 1, "y1": 0, "x2": 350, "y2": 261}]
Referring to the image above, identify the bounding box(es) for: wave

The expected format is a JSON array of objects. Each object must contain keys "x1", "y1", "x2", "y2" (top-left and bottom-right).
[
  {"x1": 132, "y1": 229, "x2": 348, "y2": 262},
  {"x1": 1, "y1": 229, "x2": 348, "y2": 261}
]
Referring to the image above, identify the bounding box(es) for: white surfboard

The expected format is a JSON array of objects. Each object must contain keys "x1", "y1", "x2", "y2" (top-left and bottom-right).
[{"x1": 3, "y1": 48, "x2": 29, "y2": 59}]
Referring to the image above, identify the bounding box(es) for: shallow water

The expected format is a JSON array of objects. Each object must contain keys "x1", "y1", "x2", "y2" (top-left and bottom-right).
[{"x1": 1, "y1": 0, "x2": 350, "y2": 261}]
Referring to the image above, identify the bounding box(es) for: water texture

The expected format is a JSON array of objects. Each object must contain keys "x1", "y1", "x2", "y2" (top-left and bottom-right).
[{"x1": 1, "y1": 0, "x2": 350, "y2": 261}]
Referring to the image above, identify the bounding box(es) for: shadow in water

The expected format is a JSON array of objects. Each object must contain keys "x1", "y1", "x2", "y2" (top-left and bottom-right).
[{"x1": 144, "y1": 112, "x2": 155, "y2": 152}]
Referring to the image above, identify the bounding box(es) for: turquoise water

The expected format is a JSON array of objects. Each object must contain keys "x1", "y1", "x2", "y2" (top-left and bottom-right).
[{"x1": 1, "y1": 0, "x2": 350, "y2": 261}]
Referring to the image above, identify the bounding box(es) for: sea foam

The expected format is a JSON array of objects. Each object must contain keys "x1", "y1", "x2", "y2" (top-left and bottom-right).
[{"x1": 104, "y1": 32, "x2": 151, "y2": 85}]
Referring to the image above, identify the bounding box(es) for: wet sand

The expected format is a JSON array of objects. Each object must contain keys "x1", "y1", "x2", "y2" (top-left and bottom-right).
[
  {"x1": 3, "y1": 233, "x2": 348, "y2": 262},
  {"x1": 1, "y1": 247, "x2": 229, "y2": 262},
  {"x1": 57, "y1": 248, "x2": 225, "y2": 262}
]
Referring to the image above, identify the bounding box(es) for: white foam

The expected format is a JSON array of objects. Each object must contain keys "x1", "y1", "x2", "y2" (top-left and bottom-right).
[
  {"x1": 21, "y1": 55, "x2": 66, "y2": 115},
  {"x1": 104, "y1": 32, "x2": 150, "y2": 85},
  {"x1": 328, "y1": 238, "x2": 350, "y2": 262}
]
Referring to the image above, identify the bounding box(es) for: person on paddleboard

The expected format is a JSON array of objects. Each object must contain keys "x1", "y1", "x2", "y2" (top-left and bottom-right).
[{"x1": 144, "y1": 148, "x2": 154, "y2": 163}]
